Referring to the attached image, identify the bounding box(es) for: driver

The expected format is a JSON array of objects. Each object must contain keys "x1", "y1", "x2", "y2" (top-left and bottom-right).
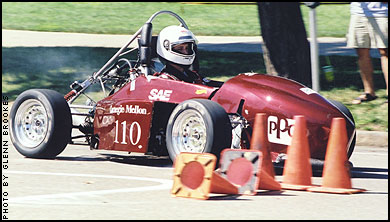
[{"x1": 155, "y1": 25, "x2": 222, "y2": 87}]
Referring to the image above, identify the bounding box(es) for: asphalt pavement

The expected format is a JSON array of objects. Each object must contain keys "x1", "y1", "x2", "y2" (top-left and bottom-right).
[
  {"x1": 2, "y1": 29, "x2": 387, "y2": 147},
  {"x1": 3, "y1": 140, "x2": 387, "y2": 220}
]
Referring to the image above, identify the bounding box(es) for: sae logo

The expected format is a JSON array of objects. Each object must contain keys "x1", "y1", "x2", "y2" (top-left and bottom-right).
[{"x1": 267, "y1": 115, "x2": 295, "y2": 145}]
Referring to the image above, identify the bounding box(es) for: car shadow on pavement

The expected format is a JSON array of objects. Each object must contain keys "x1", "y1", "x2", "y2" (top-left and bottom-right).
[
  {"x1": 350, "y1": 167, "x2": 388, "y2": 179},
  {"x1": 100, "y1": 153, "x2": 173, "y2": 168},
  {"x1": 55, "y1": 153, "x2": 173, "y2": 168}
]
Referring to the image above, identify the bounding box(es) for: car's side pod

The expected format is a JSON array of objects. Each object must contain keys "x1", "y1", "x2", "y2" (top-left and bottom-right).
[{"x1": 147, "y1": 101, "x2": 177, "y2": 156}]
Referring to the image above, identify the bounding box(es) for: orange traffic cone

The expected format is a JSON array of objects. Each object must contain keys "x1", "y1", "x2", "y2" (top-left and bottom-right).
[
  {"x1": 250, "y1": 113, "x2": 276, "y2": 177},
  {"x1": 308, "y1": 118, "x2": 366, "y2": 194},
  {"x1": 171, "y1": 152, "x2": 238, "y2": 200},
  {"x1": 210, "y1": 171, "x2": 239, "y2": 195},
  {"x1": 250, "y1": 113, "x2": 281, "y2": 191},
  {"x1": 218, "y1": 149, "x2": 261, "y2": 195},
  {"x1": 281, "y1": 115, "x2": 315, "y2": 191}
]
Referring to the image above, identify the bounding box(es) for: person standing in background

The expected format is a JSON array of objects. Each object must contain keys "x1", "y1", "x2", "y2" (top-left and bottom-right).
[{"x1": 347, "y1": 2, "x2": 388, "y2": 104}]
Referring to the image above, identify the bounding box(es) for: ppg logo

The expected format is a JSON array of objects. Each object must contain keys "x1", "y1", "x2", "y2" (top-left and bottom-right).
[{"x1": 267, "y1": 116, "x2": 295, "y2": 145}]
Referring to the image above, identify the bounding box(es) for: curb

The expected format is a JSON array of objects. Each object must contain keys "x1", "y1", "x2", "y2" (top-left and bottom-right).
[{"x1": 356, "y1": 130, "x2": 388, "y2": 147}]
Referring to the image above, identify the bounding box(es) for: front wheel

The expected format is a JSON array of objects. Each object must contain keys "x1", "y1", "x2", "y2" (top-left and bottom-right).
[
  {"x1": 166, "y1": 99, "x2": 232, "y2": 162},
  {"x1": 10, "y1": 89, "x2": 72, "y2": 158}
]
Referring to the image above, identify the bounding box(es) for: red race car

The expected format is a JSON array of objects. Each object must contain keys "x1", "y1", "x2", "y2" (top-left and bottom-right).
[{"x1": 9, "y1": 11, "x2": 356, "y2": 167}]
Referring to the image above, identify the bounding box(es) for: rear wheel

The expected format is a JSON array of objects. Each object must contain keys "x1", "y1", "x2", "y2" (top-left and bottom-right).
[
  {"x1": 10, "y1": 89, "x2": 72, "y2": 158},
  {"x1": 166, "y1": 99, "x2": 232, "y2": 163}
]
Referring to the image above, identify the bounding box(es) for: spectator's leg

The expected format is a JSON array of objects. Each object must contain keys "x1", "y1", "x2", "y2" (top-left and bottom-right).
[
  {"x1": 378, "y1": 48, "x2": 388, "y2": 96},
  {"x1": 356, "y1": 48, "x2": 375, "y2": 96},
  {"x1": 352, "y1": 48, "x2": 378, "y2": 104}
]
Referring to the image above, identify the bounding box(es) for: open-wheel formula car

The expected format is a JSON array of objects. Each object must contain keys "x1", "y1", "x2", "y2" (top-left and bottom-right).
[{"x1": 9, "y1": 11, "x2": 356, "y2": 167}]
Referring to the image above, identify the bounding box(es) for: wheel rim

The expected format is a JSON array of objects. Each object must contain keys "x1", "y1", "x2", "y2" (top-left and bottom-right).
[
  {"x1": 171, "y1": 109, "x2": 207, "y2": 154},
  {"x1": 13, "y1": 99, "x2": 48, "y2": 148}
]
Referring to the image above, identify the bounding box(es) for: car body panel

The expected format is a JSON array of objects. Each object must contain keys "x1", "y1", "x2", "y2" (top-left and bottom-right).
[
  {"x1": 94, "y1": 72, "x2": 354, "y2": 161},
  {"x1": 94, "y1": 75, "x2": 216, "y2": 153},
  {"x1": 211, "y1": 73, "x2": 355, "y2": 159}
]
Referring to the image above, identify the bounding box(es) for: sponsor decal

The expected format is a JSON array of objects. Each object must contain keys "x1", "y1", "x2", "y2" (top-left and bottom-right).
[
  {"x1": 300, "y1": 87, "x2": 317, "y2": 95},
  {"x1": 102, "y1": 115, "x2": 115, "y2": 125},
  {"x1": 195, "y1": 89, "x2": 207, "y2": 95},
  {"x1": 114, "y1": 120, "x2": 142, "y2": 146},
  {"x1": 163, "y1": 40, "x2": 170, "y2": 50},
  {"x1": 148, "y1": 89, "x2": 173, "y2": 101},
  {"x1": 243, "y1": 72, "x2": 257, "y2": 76},
  {"x1": 130, "y1": 80, "x2": 136, "y2": 91},
  {"x1": 267, "y1": 115, "x2": 295, "y2": 145},
  {"x1": 110, "y1": 105, "x2": 147, "y2": 115}
]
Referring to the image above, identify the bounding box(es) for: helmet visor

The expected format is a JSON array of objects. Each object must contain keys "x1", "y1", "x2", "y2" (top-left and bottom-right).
[{"x1": 171, "y1": 42, "x2": 195, "y2": 56}]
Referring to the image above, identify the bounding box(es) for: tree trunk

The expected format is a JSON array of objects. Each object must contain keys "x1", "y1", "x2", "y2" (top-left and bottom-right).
[
  {"x1": 257, "y1": 2, "x2": 312, "y2": 87},
  {"x1": 261, "y1": 43, "x2": 278, "y2": 75}
]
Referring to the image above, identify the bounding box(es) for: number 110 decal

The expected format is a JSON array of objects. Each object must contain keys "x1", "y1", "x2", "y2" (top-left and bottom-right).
[{"x1": 114, "y1": 120, "x2": 142, "y2": 147}]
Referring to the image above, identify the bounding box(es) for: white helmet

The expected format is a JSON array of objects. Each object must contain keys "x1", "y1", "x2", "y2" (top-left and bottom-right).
[{"x1": 156, "y1": 25, "x2": 198, "y2": 65}]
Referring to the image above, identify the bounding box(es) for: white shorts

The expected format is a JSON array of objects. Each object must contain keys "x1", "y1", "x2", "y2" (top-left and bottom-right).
[{"x1": 346, "y1": 14, "x2": 388, "y2": 49}]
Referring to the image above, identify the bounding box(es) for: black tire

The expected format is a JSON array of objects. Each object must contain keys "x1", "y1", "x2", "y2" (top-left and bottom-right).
[
  {"x1": 10, "y1": 89, "x2": 72, "y2": 158},
  {"x1": 166, "y1": 99, "x2": 232, "y2": 162},
  {"x1": 328, "y1": 99, "x2": 356, "y2": 158}
]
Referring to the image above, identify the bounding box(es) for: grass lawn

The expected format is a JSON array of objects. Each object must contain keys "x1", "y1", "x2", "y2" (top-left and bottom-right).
[{"x1": 2, "y1": 2, "x2": 350, "y2": 37}]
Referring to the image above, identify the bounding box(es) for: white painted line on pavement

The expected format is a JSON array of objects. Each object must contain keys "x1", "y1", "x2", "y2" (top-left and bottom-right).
[{"x1": 6, "y1": 171, "x2": 173, "y2": 204}]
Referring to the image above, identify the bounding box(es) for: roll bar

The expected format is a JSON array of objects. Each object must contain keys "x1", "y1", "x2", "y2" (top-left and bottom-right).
[
  {"x1": 94, "y1": 10, "x2": 188, "y2": 79},
  {"x1": 66, "y1": 11, "x2": 188, "y2": 104}
]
